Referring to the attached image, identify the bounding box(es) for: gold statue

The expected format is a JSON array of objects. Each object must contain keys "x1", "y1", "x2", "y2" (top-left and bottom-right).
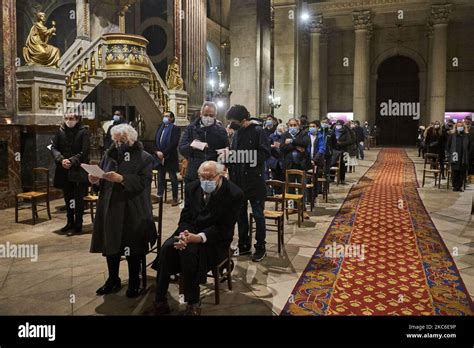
[
  {"x1": 166, "y1": 57, "x2": 184, "y2": 90},
  {"x1": 23, "y1": 12, "x2": 60, "y2": 68}
]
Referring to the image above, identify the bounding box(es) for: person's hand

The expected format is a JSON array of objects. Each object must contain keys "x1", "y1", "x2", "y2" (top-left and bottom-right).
[
  {"x1": 156, "y1": 151, "x2": 164, "y2": 160},
  {"x1": 103, "y1": 171, "x2": 123, "y2": 183},
  {"x1": 311, "y1": 160, "x2": 315, "y2": 166},
  {"x1": 62, "y1": 159, "x2": 71, "y2": 169},
  {"x1": 226, "y1": 128, "x2": 234, "y2": 137},
  {"x1": 88, "y1": 174, "x2": 100, "y2": 185},
  {"x1": 273, "y1": 141, "x2": 280, "y2": 148},
  {"x1": 285, "y1": 139, "x2": 293, "y2": 145},
  {"x1": 296, "y1": 146, "x2": 305, "y2": 153}
]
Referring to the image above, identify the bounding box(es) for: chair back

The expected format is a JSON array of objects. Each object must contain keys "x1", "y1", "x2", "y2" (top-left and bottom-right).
[
  {"x1": 179, "y1": 159, "x2": 188, "y2": 177},
  {"x1": 265, "y1": 180, "x2": 285, "y2": 211},
  {"x1": 33, "y1": 168, "x2": 49, "y2": 195},
  {"x1": 285, "y1": 169, "x2": 306, "y2": 194},
  {"x1": 424, "y1": 153, "x2": 439, "y2": 169}
]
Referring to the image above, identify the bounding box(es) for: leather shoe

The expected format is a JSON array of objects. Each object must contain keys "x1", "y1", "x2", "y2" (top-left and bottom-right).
[
  {"x1": 171, "y1": 199, "x2": 180, "y2": 207},
  {"x1": 126, "y1": 287, "x2": 141, "y2": 298},
  {"x1": 184, "y1": 303, "x2": 201, "y2": 316},
  {"x1": 96, "y1": 277, "x2": 121, "y2": 295},
  {"x1": 150, "y1": 300, "x2": 171, "y2": 315},
  {"x1": 61, "y1": 222, "x2": 74, "y2": 232}
]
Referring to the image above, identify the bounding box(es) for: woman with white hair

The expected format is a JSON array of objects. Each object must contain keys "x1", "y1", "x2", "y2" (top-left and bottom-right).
[{"x1": 89, "y1": 124, "x2": 157, "y2": 298}]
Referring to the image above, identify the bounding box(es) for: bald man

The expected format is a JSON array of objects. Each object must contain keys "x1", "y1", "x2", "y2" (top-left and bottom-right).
[{"x1": 152, "y1": 161, "x2": 243, "y2": 315}]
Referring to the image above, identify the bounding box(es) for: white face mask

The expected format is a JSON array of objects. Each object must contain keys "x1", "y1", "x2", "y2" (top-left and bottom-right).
[
  {"x1": 201, "y1": 179, "x2": 217, "y2": 194},
  {"x1": 65, "y1": 120, "x2": 78, "y2": 128},
  {"x1": 201, "y1": 116, "x2": 215, "y2": 127}
]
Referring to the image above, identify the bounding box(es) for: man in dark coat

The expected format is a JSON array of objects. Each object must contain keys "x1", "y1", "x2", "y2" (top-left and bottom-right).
[
  {"x1": 153, "y1": 111, "x2": 181, "y2": 205},
  {"x1": 447, "y1": 122, "x2": 470, "y2": 191},
  {"x1": 353, "y1": 121, "x2": 365, "y2": 160},
  {"x1": 226, "y1": 105, "x2": 271, "y2": 262},
  {"x1": 89, "y1": 124, "x2": 157, "y2": 298},
  {"x1": 152, "y1": 161, "x2": 244, "y2": 315},
  {"x1": 51, "y1": 114, "x2": 90, "y2": 233},
  {"x1": 331, "y1": 120, "x2": 357, "y2": 184},
  {"x1": 280, "y1": 118, "x2": 310, "y2": 171},
  {"x1": 179, "y1": 101, "x2": 229, "y2": 184}
]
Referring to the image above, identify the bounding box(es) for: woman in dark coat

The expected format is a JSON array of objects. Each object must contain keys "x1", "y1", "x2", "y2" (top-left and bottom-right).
[
  {"x1": 447, "y1": 122, "x2": 470, "y2": 192},
  {"x1": 51, "y1": 113, "x2": 90, "y2": 233},
  {"x1": 331, "y1": 119, "x2": 357, "y2": 184},
  {"x1": 89, "y1": 124, "x2": 157, "y2": 298},
  {"x1": 425, "y1": 121, "x2": 446, "y2": 177}
]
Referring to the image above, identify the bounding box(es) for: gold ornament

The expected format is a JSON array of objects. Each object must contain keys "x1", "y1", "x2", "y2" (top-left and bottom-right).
[{"x1": 166, "y1": 56, "x2": 184, "y2": 90}]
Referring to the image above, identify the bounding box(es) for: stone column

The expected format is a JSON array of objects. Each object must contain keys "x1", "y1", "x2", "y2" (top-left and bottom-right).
[
  {"x1": 320, "y1": 29, "x2": 328, "y2": 119},
  {"x1": 308, "y1": 14, "x2": 323, "y2": 119},
  {"x1": 425, "y1": 22, "x2": 434, "y2": 120},
  {"x1": 0, "y1": 0, "x2": 16, "y2": 121},
  {"x1": 76, "y1": 0, "x2": 91, "y2": 40},
  {"x1": 352, "y1": 10, "x2": 371, "y2": 121},
  {"x1": 428, "y1": 4, "x2": 451, "y2": 124},
  {"x1": 365, "y1": 25, "x2": 372, "y2": 122},
  {"x1": 183, "y1": 0, "x2": 206, "y2": 111},
  {"x1": 273, "y1": 0, "x2": 297, "y2": 121},
  {"x1": 174, "y1": 0, "x2": 182, "y2": 62}
]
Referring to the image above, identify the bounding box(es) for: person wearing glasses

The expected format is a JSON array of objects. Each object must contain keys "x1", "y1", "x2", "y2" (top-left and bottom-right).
[
  {"x1": 151, "y1": 161, "x2": 243, "y2": 315},
  {"x1": 51, "y1": 113, "x2": 90, "y2": 233}
]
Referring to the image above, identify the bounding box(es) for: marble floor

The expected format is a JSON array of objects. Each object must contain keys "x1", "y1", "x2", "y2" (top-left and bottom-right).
[{"x1": 0, "y1": 147, "x2": 472, "y2": 316}]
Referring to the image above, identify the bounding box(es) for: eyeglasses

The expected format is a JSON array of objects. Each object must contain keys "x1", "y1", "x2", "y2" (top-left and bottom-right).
[{"x1": 198, "y1": 173, "x2": 219, "y2": 181}]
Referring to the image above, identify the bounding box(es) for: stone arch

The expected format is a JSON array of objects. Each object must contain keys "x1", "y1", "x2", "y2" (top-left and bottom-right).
[{"x1": 371, "y1": 46, "x2": 426, "y2": 75}]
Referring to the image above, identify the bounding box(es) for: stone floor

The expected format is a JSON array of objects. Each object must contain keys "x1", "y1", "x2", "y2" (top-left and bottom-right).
[{"x1": 0, "y1": 147, "x2": 472, "y2": 316}]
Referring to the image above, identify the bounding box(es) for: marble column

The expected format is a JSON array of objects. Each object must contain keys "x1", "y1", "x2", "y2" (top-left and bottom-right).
[
  {"x1": 428, "y1": 4, "x2": 451, "y2": 124},
  {"x1": 76, "y1": 0, "x2": 91, "y2": 40},
  {"x1": 183, "y1": 0, "x2": 206, "y2": 111},
  {"x1": 352, "y1": 10, "x2": 371, "y2": 121},
  {"x1": 365, "y1": 25, "x2": 372, "y2": 122},
  {"x1": 0, "y1": 0, "x2": 16, "y2": 121},
  {"x1": 173, "y1": 0, "x2": 182, "y2": 62},
  {"x1": 320, "y1": 29, "x2": 328, "y2": 119},
  {"x1": 273, "y1": 0, "x2": 297, "y2": 121},
  {"x1": 308, "y1": 14, "x2": 323, "y2": 119},
  {"x1": 425, "y1": 22, "x2": 434, "y2": 121}
]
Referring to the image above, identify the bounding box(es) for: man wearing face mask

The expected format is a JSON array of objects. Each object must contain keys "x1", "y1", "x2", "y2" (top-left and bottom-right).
[
  {"x1": 153, "y1": 112, "x2": 181, "y2": 206},
  {"x1": 151, "y1": 161, "x2": 243, "y2": 315},
  {"x1": 331, "y1": 119, "x2": 357, "y2": 184},
  {"x1": 225, "y1": 105, "x2": 271, "y2": 261},
  {"x1": 104, "y1": 110, "x2": 127, "y2": 150},
  {"x1": 179, "y1": 101, "x2": 229, "y2": 184},
  {"x1": 425, "y1": 121, "x2": 446, "y2": 178},
  {"x1": 447, "y1": 122, "x2": 470, "y2": 191},
  {"x1": 280, "y1": 118, "x2": 311, "y2": 172},
  {"x1": 51, "y1": 113, "x2": 90, "y2": 233},
  {"x1": 264, "y1": 115, "x2": 278, "y2": 137}
]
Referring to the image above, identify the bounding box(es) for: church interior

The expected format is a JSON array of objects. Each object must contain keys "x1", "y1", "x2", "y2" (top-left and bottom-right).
[{"x1": 0, "y1": 0, "x2": 473, "y2": 335}]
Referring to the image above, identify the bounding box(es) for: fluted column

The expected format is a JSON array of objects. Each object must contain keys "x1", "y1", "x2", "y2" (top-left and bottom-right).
[
  {"x1": 352, "y1": 10, "x2": 371, "y2": 121},
  {"x1": 425, "y1": 22, "x2": 434, "y2": 123},
  {"x1": 76, "y1": 0, "x2": 91, "y2": 40},
  {"x1": 365, "y1": 25, "x2": 372, "y2": 122},
  {"x1": 320, "y1": 29, "x2": 328, "y2": 119},
  {"x1": 308, "y1": 14, "x2": 323, "y2": 118},
  {"x1": 428, "y1": 4, "x2": 451, "y2": 124}
]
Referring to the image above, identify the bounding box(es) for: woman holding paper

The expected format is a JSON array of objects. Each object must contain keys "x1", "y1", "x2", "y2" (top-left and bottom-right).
[{"x1": 89, "y1": 124, "x2": 157, "y2": 298}]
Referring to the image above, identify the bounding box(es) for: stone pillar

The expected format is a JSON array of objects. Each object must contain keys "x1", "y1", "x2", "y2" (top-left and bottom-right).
[
  {"x1": 320, "y1": 30, "x2": 328, "y2": 119},
  {"x1": 174, "y1": 0, "x2": 182, "y2": 62},
  {"x1": 183, "y1": 0, "x2": 206, "y2": 111},
  {"x1": 365, "y1": 26, "x2": 372, "y2": 122},
  {"x1": 273, "y1": 0, "x2": 297, "y2": 121},
  {"x1": 425, "y1": 22, "x2": 434, "y2": 120},
  {"x1": 352, "y1": 10, "x2": 371, "y2": 121},
  {"x1": 428, "y1": 4, "x2": 451, "y2": 124},
  {"x1": 0, "y1": 0, "x2": 17, "y2": 121},
  {"x1": 308, "y1": 14, "x2": 323, "y2": 119},
  {"x1": 76, "y1": 0, "x2": 91, "y2": 40},
  {"x1": 230, "y1": 0, "x2": 271, "y2": 116}
]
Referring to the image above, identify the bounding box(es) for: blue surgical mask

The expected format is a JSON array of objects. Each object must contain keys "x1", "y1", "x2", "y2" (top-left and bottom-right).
[
  {"x1": 309, "y1": 127, "x2": 317, "y2": 135},
  {"x1": 163, "y1": 117, "x2": 170, "y2": 125},
  {"x1": 335, "y1": 125, "x2": 343, "y2": 130},
  {"x1": 289, "y1": 127, "x2": 298, "y2": 136},
  {"x1": 321, "y1": 123, "x2": 329, "y2": 129},
  {"x1": 265, "y1": 120, "x2": 273, "y2": 127},
  {"x1": 276, "y1": 131, "x2": 282, "y2": 136},
  {"x1": 113, "y1": 115, "x2": 120, "y2": 122},
  {"x1": 457, "y1": 127, "x2": 464, "y2": 133},
  {"x1": 201, "y1": 180, "x2": 217, "y2": 194}
]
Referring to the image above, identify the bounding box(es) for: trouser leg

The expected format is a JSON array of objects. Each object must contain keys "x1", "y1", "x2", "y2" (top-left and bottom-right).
[
  {"x1": 237, "y1": 200, "x2": 250, "y2": 248},
  {"x1": 179, "y1": 243, "x2": 201, "y2": 305},
  {"x1": 106, "y1": 254, "x2": 121, "y2": 281},
  {"x1": 155, "y1": 237, "x2": 180, "y2": 302}
]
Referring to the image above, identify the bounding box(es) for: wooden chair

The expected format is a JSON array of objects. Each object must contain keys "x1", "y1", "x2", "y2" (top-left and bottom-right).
[
  {"x1": 422, "y1": 153, "x2": 441, "y2": 188},
  {"x1": 249, "y1": 180, "x2": 285, "y2": 254},
  {"x1": 15, "y1": 168, "x2": 51, "y2": 224},
  {"x1": 83, "y1": 186, "x2": 99, "y2": 222},
  {"x1": 283, "y1": 169, "x2": 306, "y2": 227},
  {"x1": 206, "y1": 247, "x2": 233, "y2": 305},
  {"x1": 330, "y1": 155, "x2": 341, "y2": 185},
  {"x1": 164, "y1": 159, "x2": 187, "y2": 202},
  {"x1": 152, "y1": 170, "x2": 158, "y2": 188}
]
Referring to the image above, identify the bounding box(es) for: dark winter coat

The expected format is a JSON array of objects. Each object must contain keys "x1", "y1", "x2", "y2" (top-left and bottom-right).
[
  {"x1": 90, "y1": 141, "x2": 157, "y2": 256},
  {"x1": 173, "y1": 177, "x2": 244, "y2": 282},
  {"x1": 51, "y1": 123, "x2": 90, "y2": 189},
  {"x1": 179, "y1": 118, "x2": 229, "y2": 182},
  {"x1": 153, "y1": 123, "x2": 181, "y2": 172},
  {"x1": 332, "y1": 125, "x2": 358, "y2": 157},
  {"x1": 447, "y1": 133, "x2": 470, "y2": 171},
  {"x1": 280, "y1": 129, "x2": 311, "y2": 170},
  {"x1": 228, "y1": 123, "x2": 271, "y2": 201}
]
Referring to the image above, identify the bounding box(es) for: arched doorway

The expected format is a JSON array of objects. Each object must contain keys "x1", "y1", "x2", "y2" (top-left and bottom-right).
[{"x1": 375, "y1": 56, "x2": 419, "y2": 146}]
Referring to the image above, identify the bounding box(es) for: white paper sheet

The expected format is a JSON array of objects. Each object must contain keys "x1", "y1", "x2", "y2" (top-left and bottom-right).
[
  {"x1": 190, "y1": 140, "x2": 208, "y2": 151},
  {"x1": 81, "y1": 164, "x2": 105, "y2": 178}
]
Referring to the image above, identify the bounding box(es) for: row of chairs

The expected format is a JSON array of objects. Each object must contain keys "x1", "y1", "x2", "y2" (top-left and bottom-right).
[{"x1": 422, "y1": 152, "x2": 466, "y2": 190}]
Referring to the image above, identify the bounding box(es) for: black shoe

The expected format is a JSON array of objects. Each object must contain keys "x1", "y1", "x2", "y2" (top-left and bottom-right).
[
  {"x1": 150, "y1": 300, "x2": 171, "y2": 315},
  {"x1": 252, "y1": 246, "x2": 266, "y2": 262},
  {"x1": 61, "y1": 222, "x2": 74, "y2": 232},
  {"x1": 126, "y1": 287, "x2": 141, "y2": 298},
  {"x1": 96, "y1": 277, "x2": 121, "y2": 295},
  {"x1": 238, "y1": 244, "x2": 251, "y2": 256},
  {"x1": 184, "y1": 303, "x2": 202, "y2": 316},
  {"x1": 73, "y1": 224, "x2": 83, "y2": 233}
]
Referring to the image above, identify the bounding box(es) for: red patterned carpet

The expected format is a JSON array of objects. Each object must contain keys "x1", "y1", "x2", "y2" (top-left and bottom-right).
[{"x1": 282, "y1": 149, "x2": 474, "y2": 316}]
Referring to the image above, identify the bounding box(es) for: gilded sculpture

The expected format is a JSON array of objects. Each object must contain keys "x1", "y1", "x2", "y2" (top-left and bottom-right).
[
  {"x1": 166, "y1": 57, "x2": 184, "y2": 90},
  {"x1": 23, "y1": 12, "x2": 60, "y2": 68}
]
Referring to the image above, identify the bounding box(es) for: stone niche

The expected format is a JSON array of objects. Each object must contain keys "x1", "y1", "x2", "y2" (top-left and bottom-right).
[{"x1": 168, "y1": 89, "x2": 189, "y2": 127}]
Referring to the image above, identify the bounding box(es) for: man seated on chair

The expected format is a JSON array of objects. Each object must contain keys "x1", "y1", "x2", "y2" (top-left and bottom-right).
[{"x1": 152, "y1": 161, "x2": 244, "y2": 316}]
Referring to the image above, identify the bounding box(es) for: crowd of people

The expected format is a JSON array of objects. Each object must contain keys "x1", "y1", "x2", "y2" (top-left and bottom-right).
[
  {"x1": 47, "y1": 101, "x2": 395, "y2": 315},
  {"x1": 417, "y1": 117, "x2": 474, "y2": 191}
]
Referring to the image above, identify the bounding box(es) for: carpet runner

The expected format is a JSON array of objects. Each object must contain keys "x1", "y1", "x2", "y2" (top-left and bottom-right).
[{"x1": 282, "y1": 149, "x2": 474, "y2": 316}]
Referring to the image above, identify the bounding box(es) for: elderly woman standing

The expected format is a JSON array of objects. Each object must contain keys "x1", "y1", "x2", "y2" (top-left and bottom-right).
[{"x1": 89, "y1": 124, "x2": 157, "y2": 298}]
